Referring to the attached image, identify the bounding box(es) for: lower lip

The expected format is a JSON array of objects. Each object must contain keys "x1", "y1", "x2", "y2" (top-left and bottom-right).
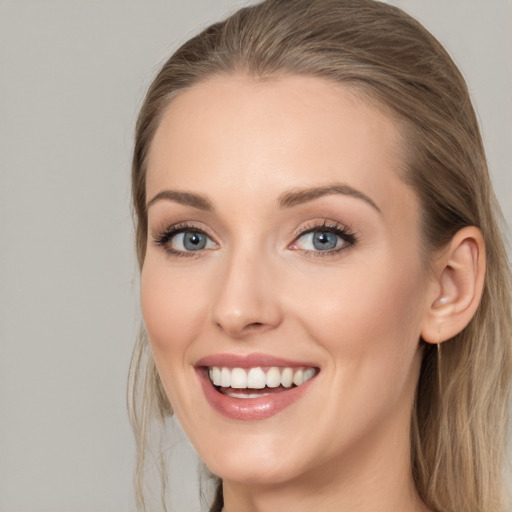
[{"x1": 197, "y1": 369, "x2": 317, "y2": 421}]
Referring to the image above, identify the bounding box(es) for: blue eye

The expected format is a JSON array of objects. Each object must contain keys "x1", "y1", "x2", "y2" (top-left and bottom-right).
[
  {"x1": 296, "y1": 231, "x2": 343, "y2": 251},
  {"x1": 291, "y1": 224, "x2": 356, "y2": 254},
  {"x1": 311, "y1": 231, "x2": 338, "y2": 250},
  {"x1": 173, "y1": 231, "x2": 209, "y2": 251},
  {"x1": 154, "y1": 225, "x2": 217, "y2": 255}
]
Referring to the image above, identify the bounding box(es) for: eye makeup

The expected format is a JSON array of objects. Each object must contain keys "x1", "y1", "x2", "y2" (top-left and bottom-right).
[
  {"x1": 152, "y1": 221, "x2": 218, "y2": 257},
  {"x1": 151, "y1": 217, "x2": 358, "y2": 260},
  {"x1": 288, "y1": 220, "x2": 358, "y2": 258}
]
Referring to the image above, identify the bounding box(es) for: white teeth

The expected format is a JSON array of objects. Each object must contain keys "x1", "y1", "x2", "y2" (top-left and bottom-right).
[
  {"x1": 293, "y1": 369, "x2": 304, "y2": 386},
  {"x1": 247, "y1": 367, "x2": 266, "y2": 389},
  {"x1": 226, "y1": 391, "x2": 272, "y2": 399},
  {"x1": 207, "y1": 365, "x2": 317, "y2": 390},
  {"x1": 265, "y1": 367, "x2": 281, "y2": 388},
  {"x1": 303, "y1": 368, "x2": 316, "y2": 383},
  {"x1": 210, "y1": 367, "x2": 221, "y2": 386},
  {"x1": 220, "y1": 367, "x2": 231, "y2": 388},
  {"x1": 281, "y1": 367, "x2": 293, "y2": 388},
  {"x1": 230, "y1": 368, "x2": 247, "y2": 389}
]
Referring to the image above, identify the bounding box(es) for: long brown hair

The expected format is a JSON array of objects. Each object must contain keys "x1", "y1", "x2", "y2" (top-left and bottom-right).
[{"x1": 129, "y1": 1, "x2": 512, "y2": 510}]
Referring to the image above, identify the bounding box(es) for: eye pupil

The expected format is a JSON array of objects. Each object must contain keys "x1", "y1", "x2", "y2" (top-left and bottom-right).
[
  {"x1": 313, "y1": 231, "x2": 337, "y2": 250},
  {"x1": 183, "y1": 231, "x2": 207, "y2": 250}
]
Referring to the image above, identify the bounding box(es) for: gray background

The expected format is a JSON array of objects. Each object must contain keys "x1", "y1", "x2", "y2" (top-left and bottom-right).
[{"x1": 0, "y1": 1, "x2": 510, "y2": 511}]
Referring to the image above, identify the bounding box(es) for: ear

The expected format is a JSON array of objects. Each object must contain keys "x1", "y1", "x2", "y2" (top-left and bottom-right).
[{"x1": 421, "y1": 226, "x2": 486, "y2": 344}]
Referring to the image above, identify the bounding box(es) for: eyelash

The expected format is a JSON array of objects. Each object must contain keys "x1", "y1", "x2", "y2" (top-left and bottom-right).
[
  {"x1": 153, "y1": 222, "x2": 214, "y2": 258},
  {"x1": 289, "y1": 221, "x2": 357, "y2": 258},
  {"x1": 152, "y1": 220, "x2": 357, "y2": 258}
]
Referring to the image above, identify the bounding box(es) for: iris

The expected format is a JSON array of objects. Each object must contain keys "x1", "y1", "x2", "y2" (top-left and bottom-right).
[
  {"x1": 312, "y1": 231, "x2": 338, "y2": 250},
  {"x1": 182, "y1": 231, "x2": 207, "y2": 250}
]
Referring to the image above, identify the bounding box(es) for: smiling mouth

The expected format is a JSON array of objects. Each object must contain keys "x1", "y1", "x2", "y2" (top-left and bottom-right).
[{"x1": 207, "y1": 366, "x2": 318, "y2": 399}]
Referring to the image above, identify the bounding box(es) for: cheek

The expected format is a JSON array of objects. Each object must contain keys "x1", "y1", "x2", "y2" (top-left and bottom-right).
[
  {"x1": 300, "y1": 259, "x2": 424, "y2": 339},
  {"x1": 294, "y1": 256, "x2": 427, "y2": 399},
  {"x1": 288, "y1": 263, "x2": 426, "y2": 454},
  {"x1": 140, "y1": 258, "x2": 207, "y2": 367},
  {"x1": 140, "y1": 258, "x2": 214, "y2": 424}
]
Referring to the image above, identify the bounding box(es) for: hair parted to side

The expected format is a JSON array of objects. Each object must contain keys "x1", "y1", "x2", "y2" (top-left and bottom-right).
[{"x1": 128, "y1": 1, "x2": 512, "y2": 511}]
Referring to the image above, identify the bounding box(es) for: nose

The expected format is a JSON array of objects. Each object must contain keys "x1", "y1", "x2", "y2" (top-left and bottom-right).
[{"x1": 211, "y1": 250, "x2": 283, "y2": 338}]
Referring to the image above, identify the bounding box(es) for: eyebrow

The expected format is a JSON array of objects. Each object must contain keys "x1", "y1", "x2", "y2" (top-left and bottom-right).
[
  {"x1": 146, "y1": 190, "x2": 214, "y2": 211},
  {"x1": 146, "y1": 183, "x2": 381, "y2": 214},
  {"x1": 278, "y1": 183, "x2": 381, "y2": 213}
]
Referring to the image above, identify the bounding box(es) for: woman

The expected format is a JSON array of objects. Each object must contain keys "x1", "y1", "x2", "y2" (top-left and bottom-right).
[{"x1": 128, "y1": 1, "x2": 512, "y2": 511}]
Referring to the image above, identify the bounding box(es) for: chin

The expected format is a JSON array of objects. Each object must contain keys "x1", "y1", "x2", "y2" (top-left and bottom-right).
[
  {"x1": 211, "y1": 461, "x2": 299, "y2": 487},
  {"x1": 199, "y1": 437, "x2": 305, "y2": 486}
]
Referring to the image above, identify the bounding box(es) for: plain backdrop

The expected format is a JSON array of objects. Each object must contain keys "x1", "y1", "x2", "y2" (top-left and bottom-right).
[{"x1": 0, "y1": 1, "x2": 510, "y2": 511}]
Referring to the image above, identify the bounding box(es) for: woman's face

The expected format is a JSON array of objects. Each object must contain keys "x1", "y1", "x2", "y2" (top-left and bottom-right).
[{"x1": 142, "y1": 75, "x2": 433, "y2": 485}]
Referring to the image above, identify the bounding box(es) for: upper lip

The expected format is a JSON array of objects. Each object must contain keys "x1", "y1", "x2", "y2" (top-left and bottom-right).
[{"x1": 195, "y1": 352, "x2": 318, "y2": 369}]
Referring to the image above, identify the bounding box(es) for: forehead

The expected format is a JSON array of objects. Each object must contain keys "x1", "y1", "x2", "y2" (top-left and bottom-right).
[{"x1": 146, "y1": 74, "x2": 415, "y2": 220}]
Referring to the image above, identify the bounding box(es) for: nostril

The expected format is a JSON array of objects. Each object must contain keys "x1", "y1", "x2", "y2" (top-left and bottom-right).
[
  {"x1": 214, "y1": 318, "x2": 273, "y2": 338},
  {"x1": 247, "y1": 322, "x2": 265, "y2": 330}
]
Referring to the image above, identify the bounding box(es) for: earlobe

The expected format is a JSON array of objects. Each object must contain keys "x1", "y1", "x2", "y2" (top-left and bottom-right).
[{"x1": 421, "y1": 226, "x2": 486, "y2": 344}]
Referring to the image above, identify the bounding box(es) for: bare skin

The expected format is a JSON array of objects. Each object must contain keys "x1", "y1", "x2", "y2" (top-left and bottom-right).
[{"x1": 140, "y1": 74, "x2": 483, "y2": 512}]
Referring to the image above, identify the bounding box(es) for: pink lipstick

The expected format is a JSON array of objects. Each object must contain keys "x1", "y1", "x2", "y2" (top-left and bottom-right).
[{"x1": 196, "y1": 353, "x2": 319, "y2": 421}]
